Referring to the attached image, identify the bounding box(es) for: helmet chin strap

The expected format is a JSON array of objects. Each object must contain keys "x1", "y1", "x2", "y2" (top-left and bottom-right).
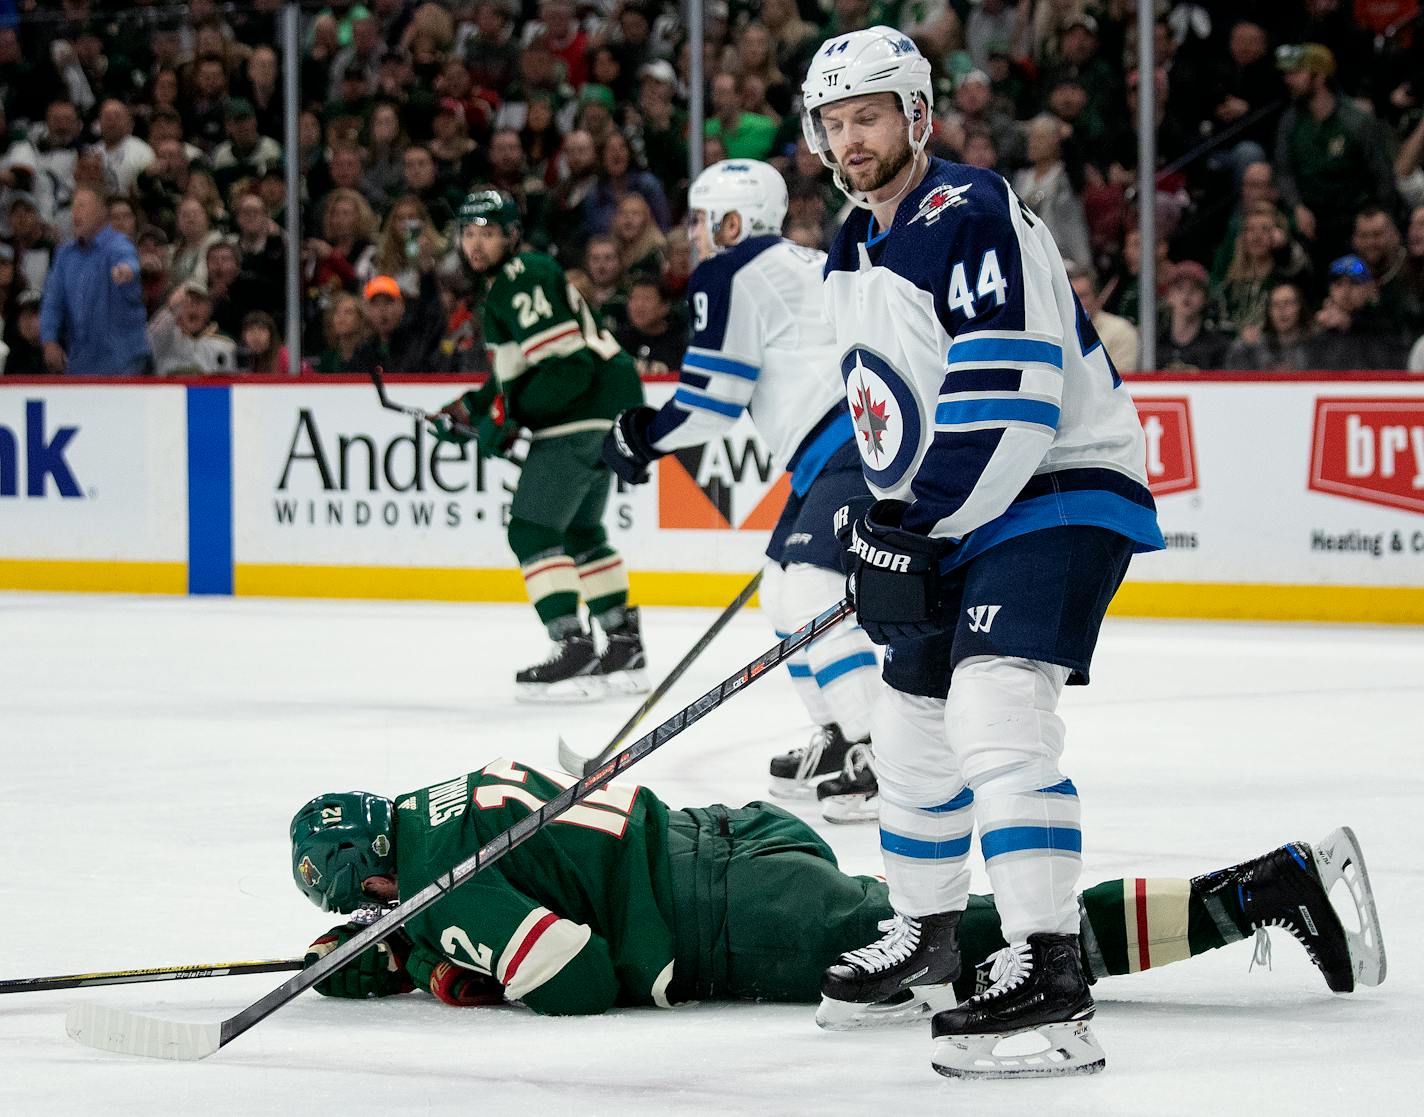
[{"x1": 823, "y1": 103, "x2": 931, "y2": 213}]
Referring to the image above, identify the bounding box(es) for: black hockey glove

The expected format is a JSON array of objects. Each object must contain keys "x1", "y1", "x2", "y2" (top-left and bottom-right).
[
  {"x1": 601, "y1": 406, "x2": 660, "y2": 484},
  {"x1": 837, "y1": 499, "x2": 950, "y2": 645}
]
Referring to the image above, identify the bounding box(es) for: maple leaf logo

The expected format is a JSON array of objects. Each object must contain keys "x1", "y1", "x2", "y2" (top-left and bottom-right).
[{"x1": 851, "y1": 376, "x2": 890, "y2": 460}]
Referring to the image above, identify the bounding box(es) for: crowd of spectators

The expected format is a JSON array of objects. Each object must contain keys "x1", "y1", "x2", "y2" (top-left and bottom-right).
[{"x1": 2, "y1": 0, "x2": 1424, "y2": 377}]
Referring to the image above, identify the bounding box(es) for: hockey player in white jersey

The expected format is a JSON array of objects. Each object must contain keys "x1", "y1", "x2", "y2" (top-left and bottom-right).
[
  {"x1": 800, "y1": 28, "x2": 1165, "y2": 1078},
  {"x1": 601, "y1": 159, "x2": 884, "y2": 822}
]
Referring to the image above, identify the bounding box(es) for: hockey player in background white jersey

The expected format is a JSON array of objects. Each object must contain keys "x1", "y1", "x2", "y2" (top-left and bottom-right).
[
  {"x1": 602, "y1": 159, "x2": 884, "y2": 823},
  {"x1": 800, "y1": 28, "x2": 1165, "y2": 1078}
]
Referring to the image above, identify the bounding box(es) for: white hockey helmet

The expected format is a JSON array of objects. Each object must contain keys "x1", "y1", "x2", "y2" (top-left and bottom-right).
[
  {"x1": 801, "y1": 26, "x2": 933, "y2": 204},
  {"x1": 687, "y1": 159, "x2": 789, "y2": 247}
]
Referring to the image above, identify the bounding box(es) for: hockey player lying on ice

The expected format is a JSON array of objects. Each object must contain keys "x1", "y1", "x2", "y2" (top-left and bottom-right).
[{"x1": 291, "y1": 760, "x2": 1385, "y2": 1041}]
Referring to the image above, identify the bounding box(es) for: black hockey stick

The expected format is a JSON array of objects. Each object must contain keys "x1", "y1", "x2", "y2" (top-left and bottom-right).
[
  {"x1": 1, "y1": 959, "x2": 302, "y2": 995},
  {"x1": 367, "y1": 365, "x2": 527, "y2": 466},
  {"x1": 65, "y1": 598, "x2": 854, "y2": 1062},
  {"x1": 557, "y1": 569, "x2": 764, "y2": 777},
  {"x1": 367, "y1": 364, "x2": 482, "y2": 437}
]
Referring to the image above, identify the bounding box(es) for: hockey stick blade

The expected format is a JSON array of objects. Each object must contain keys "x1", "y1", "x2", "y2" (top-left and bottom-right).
[
  {"x1": 556, "y1": 570, "x2": 764, "y2": 777},
  {"x1": 65, "y1": 599, "x2": 852, "y2": 1062},
  {"x1": 1, "y1": 959, "x2": 302, "y2": 995},
  {"x1": 66, "y1": 1003, "x2": 222, "y2": 1062}
]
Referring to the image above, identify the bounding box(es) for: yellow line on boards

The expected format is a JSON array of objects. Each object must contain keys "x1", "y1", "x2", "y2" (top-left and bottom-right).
[
  {"x1": 0, "y1": 560, "x2": 187, "y2": 594},
  {"x1": 1110, "y1": 581, "x2": 1424, "y2": 625},
  {"x1": 233, "y1": 564, "x2": 763, "y2": 608},
  {"x1": 5, "y1": 561, "x2": 1422, "y2": 623}
]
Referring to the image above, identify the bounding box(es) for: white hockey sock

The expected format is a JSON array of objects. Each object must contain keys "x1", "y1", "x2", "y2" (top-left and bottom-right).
[
  {"x1": 878, "y1": 789, "x2": 974, "y2": 917},
  {"x1": 975, "y1": 778, "x2": 1083, "y2": 941},
  {"x1": 764, "y1": 562, "x2": 878, "y2": 738},
  {"x1": 947, "y1": 656, "x2": 1082, "y2": 941},
  {"x1": 776, "y1": 629, "x2": 836, "y2": 726}
]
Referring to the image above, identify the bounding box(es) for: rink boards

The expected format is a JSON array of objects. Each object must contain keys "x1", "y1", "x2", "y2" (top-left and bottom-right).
[{"x1": 1, "y1": 373, "x2": 1422, "y2": 623}]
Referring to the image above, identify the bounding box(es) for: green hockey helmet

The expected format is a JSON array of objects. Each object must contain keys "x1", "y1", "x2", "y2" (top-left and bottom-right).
[
  {"x1": 289, "y1": 792, "x2": 396, "y2": 913},
  {"x1": 458, "y1": 189, "x2": 521, "y2": 234}
]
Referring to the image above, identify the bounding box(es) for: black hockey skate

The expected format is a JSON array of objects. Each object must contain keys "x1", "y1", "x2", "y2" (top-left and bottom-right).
[
  {"x1": 1192, "y1": 828, "x2": 1385, "y2": 993},
  {"x1": 769, "y1": 723, "x2": 863, "y2": 800},
  {"x1": 931, "y1": 933, "x2": 1105, "y2": 1079},
  {"x1": 596, "y1": 607, "x2": 650, "y2": 695},
  {"x1": 815, "y1": 910, "x2": 961, "y2": 1031},
  {"x1": 515, "y1": 633, "x2": 602, "y2": 703},
  {"x1": 816, "y1": 742, "x2": 879, "y2": 824}
]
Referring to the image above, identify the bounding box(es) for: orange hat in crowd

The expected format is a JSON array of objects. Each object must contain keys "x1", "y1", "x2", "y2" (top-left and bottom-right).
[{"x1": 363, "y1": 275, "x2": 402, "y2": 301}]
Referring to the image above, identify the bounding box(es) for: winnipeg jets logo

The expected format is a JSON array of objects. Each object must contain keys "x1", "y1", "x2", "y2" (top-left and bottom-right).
[
  {"x1": 850, "y1": 376, "x2": 890, "y2": 461},
  {"x1": 840, "y1": 346, "x2": 919, "y2": 487},
  {"x1": 910, "y1": 183, "x2": 971, "y2": 227},
  {"x1": 966, "y1": 604, "x2": 1002, "y2": 632}
]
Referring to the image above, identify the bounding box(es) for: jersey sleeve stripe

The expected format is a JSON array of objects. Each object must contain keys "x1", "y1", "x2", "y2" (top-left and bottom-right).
[
  {"x1": 673, "y1": 388, "x2": 744, "y2": 418},
  {"x1": 521, "y1": 321, "x2": 582, "y2": 354},
  {"x1": 941, "y1": 368, "x2": 1023, "y2": 394},
  {"x1": 501, "y1": 911, "x2": 560, "y2": 984},
  {"x1": 682, "y1": 348, "x2": 760, "y2": 380},
  {"x1": 946, "y1": 335, "x2": 1064, "y2": 370},
  {"x1": 935, "y1": 398, "x2": 1060, "y2": 430},
  {"x1": 495, "y1": 905, "x2": 597, "y2": 1001}
]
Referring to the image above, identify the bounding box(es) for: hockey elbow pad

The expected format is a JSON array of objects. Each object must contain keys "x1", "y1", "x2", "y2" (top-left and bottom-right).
[{"x1": 843, "y1": 499, "x2": 951, "y2": 644}]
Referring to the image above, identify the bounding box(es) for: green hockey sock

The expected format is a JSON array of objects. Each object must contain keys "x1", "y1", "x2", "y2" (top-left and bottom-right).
[{"x1": 1079, "y1": 876, "x2": 1237, "y2": 979}]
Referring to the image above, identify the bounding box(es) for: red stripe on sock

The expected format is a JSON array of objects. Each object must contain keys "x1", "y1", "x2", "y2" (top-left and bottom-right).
[
  {"x1": 503, "y1": 912, "x2": 561, "y2": 986},
  {"x1": 1134, "y1": 877, "x2": 1151, "y2": 971},
  {"x1": 577, "y1": 558, "x2": 623, "y2": 578},
  {"x1": 523, "y1": 558, "x2": 575, "y2": 581}
]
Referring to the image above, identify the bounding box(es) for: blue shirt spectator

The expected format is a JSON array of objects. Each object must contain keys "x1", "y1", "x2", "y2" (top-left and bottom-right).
[{"x1": 39, "y1": 185, "x2": 151, "y2": 375}]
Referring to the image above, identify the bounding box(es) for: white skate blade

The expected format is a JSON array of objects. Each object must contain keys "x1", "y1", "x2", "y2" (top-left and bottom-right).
[
  {"x1": 932, "y1": 1018, "x2": 1106, "y2": 1080},
  {"x1": 599, "y1": 668, "x2": 650, "y2": 696},
  {"x1": 819, "y1": 795, "x2": 879, "y2": 824},
  {"x1": 1313, "y1": 826, "x2": 1387, "y2": 988},
  {"x1": 768, "y1": 775, "x2": 818, "y2": 800},
  {"x1": 514, "y1": 675, "x2": 605, "y2": 704},
  {"x1": 815, "y1": 983, "x2": 958, "y2": 1031}
]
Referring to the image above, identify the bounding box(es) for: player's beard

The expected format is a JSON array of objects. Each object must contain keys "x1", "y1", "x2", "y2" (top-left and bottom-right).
[{"x1": 841, "y1": 130, "x2": 914, "y2": 194}]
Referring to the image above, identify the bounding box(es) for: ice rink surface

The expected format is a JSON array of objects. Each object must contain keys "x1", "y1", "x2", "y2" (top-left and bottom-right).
[{"x1": 1, "y1": 592, "x2": 1420, "y2": 1115}]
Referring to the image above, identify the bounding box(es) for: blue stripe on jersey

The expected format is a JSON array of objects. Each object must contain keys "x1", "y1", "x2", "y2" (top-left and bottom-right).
[
  {"x1": 786, "y1": 662, "x2": 813, "y2": 679},
  {"x1": 881, "y1": 829, "x2": 973, "y2": 860},
  {"x1": 948, "y1": 336, "x2": 1064, "y2": 369},
  {"x1": 943, "y1": 368, "x2": 1023, "y2": 394},
  {"x1": 945, "y1": 489, "x2": 1166, "y2": 569},
  {"x1": 678, "y1": 370, "x2": 712, "y2": 390},
  {"x1": 923, "y1": 787, "x2": 974, "y2": 813},
  {"x1": 683, "y1": 350, "x2": 760, "y2": 380},
  {"x1": 980, "y1": 824, "x2": 1082, "y2": 860},
  {"x1": 814, "y1": 651, "x2": 877, "y2": 687},
  {"x1": 788, "y1": 409, "x2": 855, "y2": 497},
  {"x1": 1038, "y1": 779, "x2": 1078, "y2": 796},
  {"x1": 674, "y1": 388, "x2": 744, "y2": 419},
  {"x1": 935, "y1": 398, "x2": 1060, "y2": 430}
]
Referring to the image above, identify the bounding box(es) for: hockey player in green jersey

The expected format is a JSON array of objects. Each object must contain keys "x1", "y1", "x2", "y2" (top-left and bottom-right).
[
  {"x1": 436, "y1": 190, "x2": 647, "y2": 702},
  {"x1": 291, "y1": 760, "x2": 1385, "y2": 1022}
]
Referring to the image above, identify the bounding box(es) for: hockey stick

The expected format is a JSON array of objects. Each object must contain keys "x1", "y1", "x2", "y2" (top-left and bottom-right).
[
  {"x1": 557, "y1": 569, "x2": 764, "y2": 777},
  {"x1": 1, "y1": 960, "x2": 302, "y2": 995},
  {"x1": 367, "y1": 365, "x2": 527, "y2": 467},
  {"x1": 65, "y1": 598, "x2": 854, "y2": 1062}
]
